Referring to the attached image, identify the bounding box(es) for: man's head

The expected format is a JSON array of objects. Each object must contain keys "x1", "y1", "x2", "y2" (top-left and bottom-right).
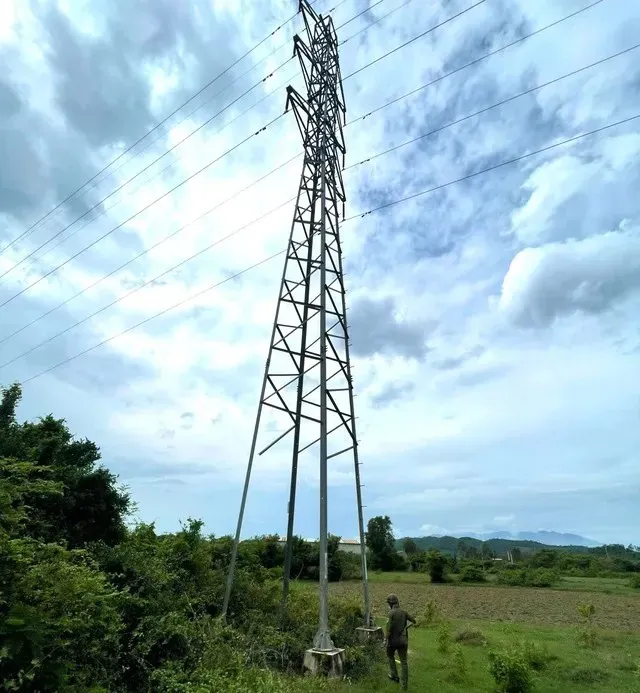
[{"x1": 386, "y1": 593, "x2": 399, "y2": 608}]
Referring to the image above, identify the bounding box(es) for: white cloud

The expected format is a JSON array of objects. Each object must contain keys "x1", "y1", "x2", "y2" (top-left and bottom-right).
[{"x1": 499, "y1": 226, "x2": 640, "y2": 327}]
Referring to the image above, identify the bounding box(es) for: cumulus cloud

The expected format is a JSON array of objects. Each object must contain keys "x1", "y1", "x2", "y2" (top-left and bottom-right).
[{"x1": 499, "y1": 226, "x2": 640, "y2": 327}]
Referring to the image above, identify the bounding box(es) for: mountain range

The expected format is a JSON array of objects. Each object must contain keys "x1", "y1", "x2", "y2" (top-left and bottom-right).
[{"x1": 460, "y1": 530, "x2": 600, "y2": 547}]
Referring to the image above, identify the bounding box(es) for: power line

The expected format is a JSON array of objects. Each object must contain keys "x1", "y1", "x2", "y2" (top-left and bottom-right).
[
  {"x1": 0, "y1": 155, "x2": 301, "y2": 349},
  {"x1": 0, "y1": 193, "x2": 297, "y2": 372},
  {"x1": 336, "y1": 0, "x2": 387, "y2": 31},
  {"x1": 0, "y1": 57, "x2": 294, "y2": 282},
  {"x1": 23, "y1": 66, "x2": 299, "y2": 274},
  {"x1": 4, "y1": 40, "x2": 633, "y2": 351},
  {"x1": 344, "y1": 113, "x2": 640, "y2": 221},
  {"x1": 0, "y1": 112, "x2": 286, "y2": 311},
  {"x1": 0, "y1": 0, "x2": 615, "y2": 333},
  {"x1": 0, "y1": 0, "x2": 406, "y2": 280},
  {"x1": 18, "y1": 249, "x2": 286, "y2": 387},
  {"x1": 61, "y1": 38, "x2": 294, "y2": 222},
  {"x1": 345, "y1": 0, "x2": 605, "y2": 125},
  {"x1": 344, "y1": 42, "x2": 640, "y2": 170},
  {"x1": 9, "y1": 112, "x2": 638, "y2": 381},
  {"x1": 0, "y1": 8, "x2": 302, "y2": 258},
  {"x1": 342, "y1": 0, "x2": 487, "y2": 81},
  {"x1": 340, "y1": 0, "x2": 416, "y2": 46}
]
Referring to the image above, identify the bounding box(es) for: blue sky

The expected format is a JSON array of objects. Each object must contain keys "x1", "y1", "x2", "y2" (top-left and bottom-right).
[{"x1": 0, "y1": 0, "x2": 639, "y2": 545}]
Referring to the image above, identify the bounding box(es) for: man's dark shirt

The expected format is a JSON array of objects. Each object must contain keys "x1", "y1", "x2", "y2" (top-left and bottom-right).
[{"x1": 386, "y1": 607, "x2": 416, "y2": 648}]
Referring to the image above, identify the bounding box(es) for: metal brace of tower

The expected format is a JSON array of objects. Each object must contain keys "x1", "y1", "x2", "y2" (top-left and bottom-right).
[{"x1": 222, "y1": 0, "x2": 372, "y2": 655}]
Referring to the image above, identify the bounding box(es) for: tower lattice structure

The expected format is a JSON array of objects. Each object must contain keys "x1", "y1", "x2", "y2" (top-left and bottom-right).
[{"x1": 223, "y1": 0, "x2": 371, "y2": 651}]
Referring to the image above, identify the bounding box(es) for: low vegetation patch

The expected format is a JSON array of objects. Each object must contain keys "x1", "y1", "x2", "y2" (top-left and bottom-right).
[{"x1": 454, "y1": 627, "x2": 487, "y2": 646}]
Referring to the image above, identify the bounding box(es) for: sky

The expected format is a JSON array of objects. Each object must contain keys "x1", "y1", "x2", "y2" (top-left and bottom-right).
[{"x1": 0, "y1": 0, "x2": 639, "y2": 546}]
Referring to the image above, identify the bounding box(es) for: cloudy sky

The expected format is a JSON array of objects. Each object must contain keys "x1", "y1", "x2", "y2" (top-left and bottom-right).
[{"x1": 1, "y1": 0, "x2": 639, "y2": 546}]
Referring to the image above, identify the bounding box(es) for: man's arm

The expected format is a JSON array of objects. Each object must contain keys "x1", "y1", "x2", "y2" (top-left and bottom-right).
[{"x1": 406, "y1": 613, "x2": 416, "y2": 628}]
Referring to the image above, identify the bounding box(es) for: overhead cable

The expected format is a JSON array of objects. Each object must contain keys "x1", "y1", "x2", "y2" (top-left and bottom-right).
[
  {"x1": 344, "y1": 42, "x2": 640, "y2": 170},
  {"x1": 345, "y1": 0, "x2": 605, "y2": 125},
  {"x1": 0, "y1": 58, "x2": 294, "y2": 282},
  {"x1": 0, "y1": 8, "x2": 302, "y2": 257},
  {"x1": 0, "y1": 113, "x2": 286, "y2": 311},
  {"x1": 11, "y1": 112, "x2": 638, "y2": 382},
  {"x1": 0, "y1": 155, "x2": 301, "y2": 348},
  {"x1": 344, "y1": 113, "x2": 640, "y2": 221}
]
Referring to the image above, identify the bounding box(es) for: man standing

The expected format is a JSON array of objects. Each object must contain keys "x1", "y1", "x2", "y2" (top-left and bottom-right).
[{"x1": 385, "y1": 593, "x2": 416, "y2": 690}]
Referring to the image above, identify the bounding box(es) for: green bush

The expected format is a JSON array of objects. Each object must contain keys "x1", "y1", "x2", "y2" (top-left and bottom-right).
[
  {"x1": 488, "y1": 648, "x2": 534, "y2": 693},
  {"x1": 629, "y1": 574, "x2": 640, "y2": 589},
  {"x1": 459, "y1": 565, "x2": 486, "y2": 583},
  {"x1": 496, "y1": 568, "x2": 559, "y2": 588}
]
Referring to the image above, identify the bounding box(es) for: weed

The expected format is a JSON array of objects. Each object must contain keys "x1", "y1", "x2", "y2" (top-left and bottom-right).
[
  {"x1": 421, "y1": 599, "x2": 439, "y2": 626},
  {"x1": 487, "y1": 648, "x2": 533, "y2": 693},
  {"x1": 436, "y1": 620, "x2": 452, "y2": 654},
  {"x1": 519, "y1": 639, "x2": 553, "y2": 671},
  {"x1": 577, "y1": 604, "x2": 597, "y2": 648},
  {"x1": 563, "y1": 666, "x2": 609, "y2": 684},
  {"x1": 446, "y1": 644, "x2": 469, "y2": 684}
]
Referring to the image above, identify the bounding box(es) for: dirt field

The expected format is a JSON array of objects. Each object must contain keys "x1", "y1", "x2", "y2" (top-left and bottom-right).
[{"x1": 330, "y1": 580, "x2": 640, "y2": 632}]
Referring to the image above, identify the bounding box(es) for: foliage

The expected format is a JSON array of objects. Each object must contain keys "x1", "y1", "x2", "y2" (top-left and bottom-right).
[
  {"x1": 459, "y1": 564, "x2": 486, "y2": 583},
  {"x1": 496, "y1": 567, "x2": 560, "y2": 588},
  {"x1": 447, "y1": 644, "x2": 469, "y2": 684},
  {"x1": 436, "y1": 620, "x2": 452, "y2": 654},
  {"x1": 402, "y1": 538, "x2": 418, "y2": 555},
  {"x1": 0, "y1": 384, "x2": 378, "y2": 692},
  {"x1": 629, "y1": 574, "x2": 640, "y2": 589},
  {"x1": 365, "y1": 516, "x2": 400, "y2": 571},
  {"x1": 425, "y1": 549, "x2": 447, "y2": 583},
  {"x1": 487, "y1": 648, "x2": 534, "y2": 693},
  {"x1": 576, "y1": 604, "x2": 597, "y2": 649}
]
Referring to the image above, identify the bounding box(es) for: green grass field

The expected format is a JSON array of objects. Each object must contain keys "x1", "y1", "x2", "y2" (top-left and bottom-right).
[{"x1": 307, "y1": 572, "x2": 640, "y2": 691}]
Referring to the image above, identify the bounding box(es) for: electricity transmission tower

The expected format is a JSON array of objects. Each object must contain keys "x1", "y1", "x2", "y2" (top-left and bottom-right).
[{"x1": 222, "y1": 0, "x2": 371, "y2": 653}]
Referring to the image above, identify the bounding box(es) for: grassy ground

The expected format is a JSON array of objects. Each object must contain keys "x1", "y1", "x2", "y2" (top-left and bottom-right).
[
  {"x1": 342, "y1": 619, "x2": 640, "y2": 692},
  {"x1": 329, "y1": 574, "x2": 640, "y2": 632},
  {"x1": 297, "y1": 572, "x2": 640, "y2": 691}
]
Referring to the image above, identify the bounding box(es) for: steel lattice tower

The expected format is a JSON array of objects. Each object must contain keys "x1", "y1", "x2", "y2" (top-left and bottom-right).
[{"x1": 222, "y1": 0, "x2": 371, "y2": 652}]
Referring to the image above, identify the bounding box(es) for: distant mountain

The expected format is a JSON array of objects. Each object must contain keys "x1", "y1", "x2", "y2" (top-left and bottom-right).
[
  {"x1": 396, "y1": 531, "x2": 601, "y2": 556},
  {"x1": 464, "y1": 531, "x2": 599, "y2": 548}
]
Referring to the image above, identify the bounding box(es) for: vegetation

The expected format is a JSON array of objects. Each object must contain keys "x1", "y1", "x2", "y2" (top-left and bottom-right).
[
  {"x1": 0, "y1": 384, "x2": 369, "y2": 692},
  {"x1": 2, "y1": 382, "x2": 639, "y2": 692}
]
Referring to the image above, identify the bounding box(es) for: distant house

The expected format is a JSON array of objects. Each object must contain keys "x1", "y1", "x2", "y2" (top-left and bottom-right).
[{"x1": 276, "y1": 537, "x2": 362, "y2": 554}]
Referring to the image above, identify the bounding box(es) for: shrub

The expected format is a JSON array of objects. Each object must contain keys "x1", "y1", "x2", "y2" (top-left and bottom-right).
[
  {"x1": 436, "y1": 621, "x2": 452, "y2": 654},
  {"x1": 459, "y1": 565, "x2": 486, "y2": 583},
  {"x1": 488, "y1": 648, "x2": 533, "y2": 693},
  {"x1": 629, "y1": 574, "x2": 640, "y2": 589},
  {"x1": 577, "y1": 604, "x2": 597, "y2": 648},
  {"x1": 496, "y1": 568, "x2": 559, "y2": 588},
  {"x1": 447, "y1": 644, "x2": 469, "y2": 684},
  {"x1": 454, "y1": 628, "x2": 487, "y2": 646},
  {"x1": 519, "y1": 640, "x2": 552, "y2": 671},
  {"x1": 426, "y1": 550, "x2": 447, "y2": 584}
]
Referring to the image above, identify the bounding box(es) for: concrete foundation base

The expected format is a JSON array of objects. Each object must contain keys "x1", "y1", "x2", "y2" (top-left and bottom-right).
[
  {"x1": 356, "y1": 625, "x2": 384, "y2": 644},
  {"x1": 303, "y1": 648, "x2": 345, "y2": 678}
]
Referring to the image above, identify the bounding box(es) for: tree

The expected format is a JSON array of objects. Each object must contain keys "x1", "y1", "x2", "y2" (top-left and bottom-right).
[
  {"x1": 456, "y1": 539, "x2": 467, "y2": 559},
  {"x1": 426, "y1": 549, "x2": 447, "y2": 583},
  {"x1": 0, "y1": 383, "x2": 132, "y2": 548},
  {"x1": 366, "y1": 515, "x2": 399, "y2": 571},
  {"x1": 403, "y1": 538, "x2": 418, "y2": 555}
]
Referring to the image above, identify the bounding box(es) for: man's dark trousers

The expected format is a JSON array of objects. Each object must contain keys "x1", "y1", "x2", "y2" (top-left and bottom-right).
[{"x1": 387, "y1": 643, "x2": 408, "y2": 689}]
